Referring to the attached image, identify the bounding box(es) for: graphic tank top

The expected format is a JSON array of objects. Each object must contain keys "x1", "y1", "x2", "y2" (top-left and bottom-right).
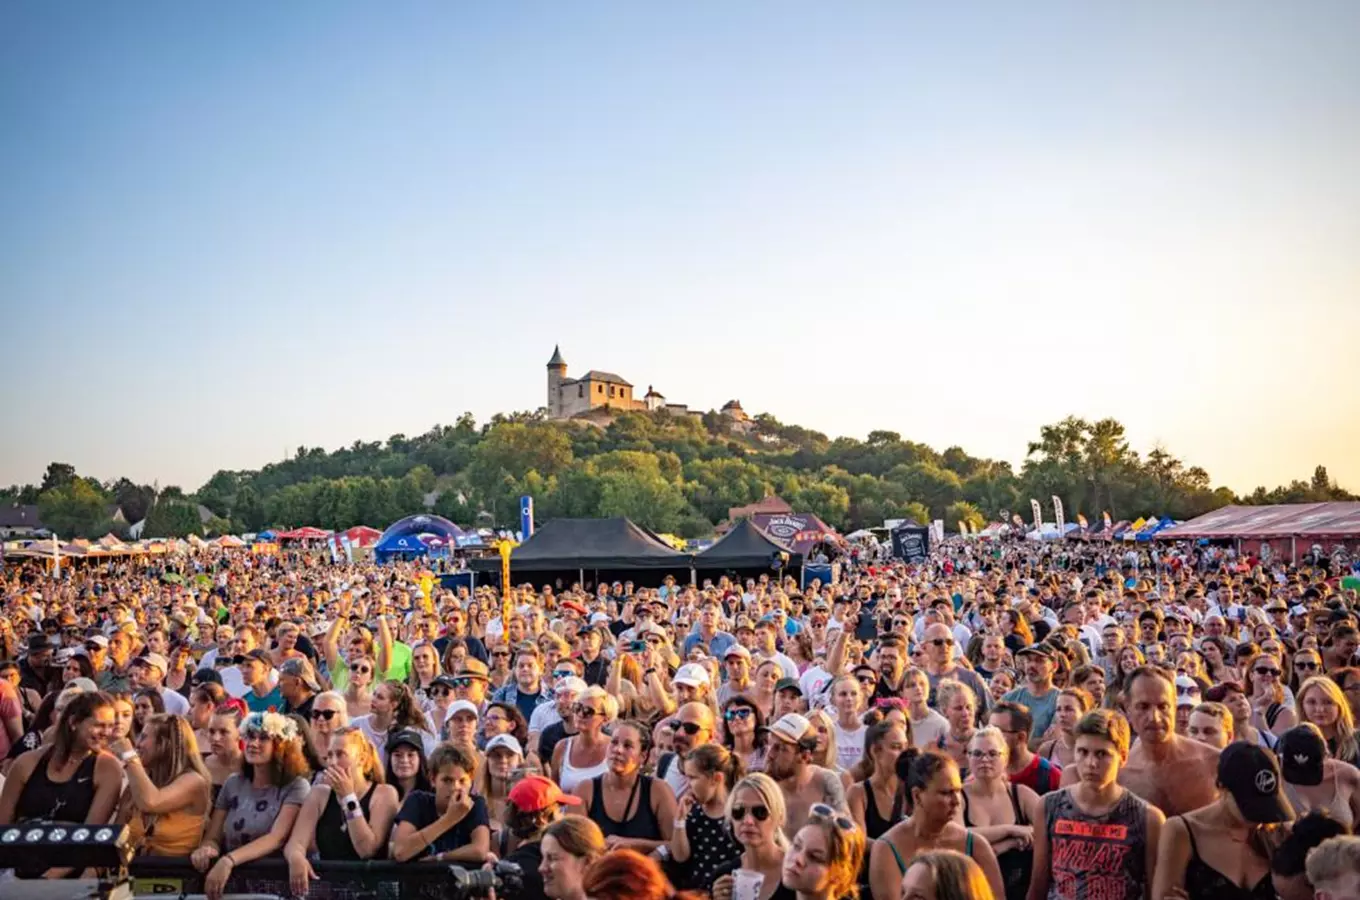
[{"x1": 1043, "y1": 788, "x2": 1150, "y2": 900}]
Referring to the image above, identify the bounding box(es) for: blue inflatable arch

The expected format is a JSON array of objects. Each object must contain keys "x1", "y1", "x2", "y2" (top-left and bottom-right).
[{"x1": 377, "y1": 514, "x2": 464, "y2": 546}]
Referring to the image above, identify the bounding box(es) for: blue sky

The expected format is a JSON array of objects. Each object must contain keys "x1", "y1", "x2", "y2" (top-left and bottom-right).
[{"x1": 2, "y1": 2, "x2": 1358, "y2": 493}]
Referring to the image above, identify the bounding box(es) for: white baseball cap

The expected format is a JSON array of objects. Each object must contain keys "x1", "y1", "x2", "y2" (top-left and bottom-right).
[
  {"x1": 444, "y1": 700, "x2": 480, "y2": 722},
  {"x1": 673, "y1": 663, "x2": 711, "y2": 688},
  {"x1": 485, "y1": 734, "x2": 524, "y2": 757}
]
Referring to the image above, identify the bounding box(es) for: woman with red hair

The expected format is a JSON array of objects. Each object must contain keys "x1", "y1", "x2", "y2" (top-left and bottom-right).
[{"x1": 583, "y1": 849, "x2": 704, "y2": 900}]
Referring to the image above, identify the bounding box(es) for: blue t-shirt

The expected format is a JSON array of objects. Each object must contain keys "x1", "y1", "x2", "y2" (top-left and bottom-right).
[
  {"x1": 394, "y1": 791, "x2": 490, "y2": 859},
  {"x1": 1001, "y1": 685, "x2": 1061, "y2": 740},
  {"x1": 244, "y1": 685, "x2": 285, "y2": 713}
]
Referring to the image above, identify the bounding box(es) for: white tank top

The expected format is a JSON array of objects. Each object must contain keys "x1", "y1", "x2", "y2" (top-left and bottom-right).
[{"x1": 557, "y1": 736, "x2": 609, "y2": 793}]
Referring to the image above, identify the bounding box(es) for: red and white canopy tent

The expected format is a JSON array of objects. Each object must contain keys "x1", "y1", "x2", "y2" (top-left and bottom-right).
[
  {"x1": 1155, "y1": 502, "x2": 1360, "y2": 563},
  {"x1": 276, "y1": 526, "x2": 333, "y2": 541}
]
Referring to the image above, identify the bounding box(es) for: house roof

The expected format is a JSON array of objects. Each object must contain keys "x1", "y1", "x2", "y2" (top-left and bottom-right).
[
  {"x1": 0, "y1": 505, "x2": 44, "y2": 529},
  {"x1": 644, "y1": 385, "x2": 664, "y2": 398},
  {"x1": 547, "y1": 345, "x2": 567, "y2": 367},
  {"x1": 579, "y1": 370, "x2": 632, "y2": 387}
]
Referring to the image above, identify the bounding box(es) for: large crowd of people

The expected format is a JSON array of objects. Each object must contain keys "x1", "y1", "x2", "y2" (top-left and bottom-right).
[{"x1": 1, "y1": 534, "x2": 1359, "y2": 900}]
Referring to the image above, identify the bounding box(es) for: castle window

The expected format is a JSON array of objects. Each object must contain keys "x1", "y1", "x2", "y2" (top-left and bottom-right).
[
  {"x1": 609, "y1": 385, "x2": 616, "y2": 397},
  {"x1": 578, "y1": 385, "x2": 583, "y2": 398},
  {"x1": 598, "y1": 384, "x2": 603, "y2": 394}
]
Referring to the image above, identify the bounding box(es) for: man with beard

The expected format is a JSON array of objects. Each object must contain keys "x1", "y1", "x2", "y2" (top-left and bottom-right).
[
  {"x1": 764, "y1": 713, "x2": 847, "y2": 838},
  {"x1": 871, "y1": 633, "x2": 909, "y2": 703},
  {"x1": 1002, "y1": 644, "x2": 1061, "y2": 742},
  {"x1": 1062, "y1": 666, "x2": 1219, "y2": 816},
  {"x1": 19, "y1": 634, "x2": 55, "y2": 695},
  {"x1": 655, "y1": 701, "x2": 714, "y2": 799}
]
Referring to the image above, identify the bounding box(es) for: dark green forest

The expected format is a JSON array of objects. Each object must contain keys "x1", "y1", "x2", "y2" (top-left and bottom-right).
[{"x1": 3, "y1": 410, "x2": 1353, "y2": 538}]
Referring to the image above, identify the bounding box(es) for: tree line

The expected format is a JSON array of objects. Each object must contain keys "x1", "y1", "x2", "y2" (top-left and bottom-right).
[{"x1": 2, "y1": 410, "x2": 1353, "y2": 539}]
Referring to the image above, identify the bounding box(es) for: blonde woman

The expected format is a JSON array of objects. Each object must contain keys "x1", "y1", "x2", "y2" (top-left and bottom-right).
[
  {"x1": 283, "y1": 725, "x2": 400, "y2": 896},
  {"x1": 551, "y1": 685, "x2": 615, "y2": 793},
  {"x1": 901, "y1": 849, "x2": 997, "y2": 900},
  {"x1": 805, "y1": 708, "x2": 850, "y2": 788},
  {"x1": 1296, "y1": 676, "x2": 1359, "y2": 766},
  {"x1": 958, "y1": 727, "x2": 1041, "y2": 900},
  {"x1": 936, "y1": 679, "x2": 978, "y2": 775},
  {"x1": 710, "y1": 774, "x2": 789, "y2": 900},
  {"x1": 112, "y1": 714, "x2": 212, "y2": 856}
]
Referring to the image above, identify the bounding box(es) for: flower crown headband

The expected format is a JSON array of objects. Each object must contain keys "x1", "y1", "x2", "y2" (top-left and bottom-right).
[{"x1": 242, "y1": 711, "x2": 299, "y2": 742}]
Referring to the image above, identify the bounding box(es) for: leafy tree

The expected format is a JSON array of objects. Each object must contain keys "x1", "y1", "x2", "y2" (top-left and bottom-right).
[
  {"x1": 111, "y1": 478, "x2": 156, "y2": 524},
  {"x1": 143, "y1": 500, "x2": 202, "y2": 538},
  {"x1": 40, "y1": 462, "x2": 77, "y2": 493},
  {"x1": 38, "y1": 479, "x2": 110, "y2": 538}
]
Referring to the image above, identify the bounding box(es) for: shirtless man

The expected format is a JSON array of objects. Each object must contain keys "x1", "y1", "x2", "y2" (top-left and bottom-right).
[
  {"x1": 1064, "y1": 665, "x2": 1219, "y2": 816},
  {"x1": 764, "y1": 712, "x2": 847, "y2": 837}
]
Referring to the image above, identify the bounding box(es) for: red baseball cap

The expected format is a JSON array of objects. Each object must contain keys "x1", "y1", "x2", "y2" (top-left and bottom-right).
[
  {"x1": 507, "y1": 775, "x2": 583, "y2": 813},
  {"x1": 560, "y1": 601, "x2": 588, "y2": 617}
]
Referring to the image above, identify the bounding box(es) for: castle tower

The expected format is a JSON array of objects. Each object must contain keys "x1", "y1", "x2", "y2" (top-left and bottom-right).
[{"x1": 546, "y1": 345, "x2": 567, "y2": 418}]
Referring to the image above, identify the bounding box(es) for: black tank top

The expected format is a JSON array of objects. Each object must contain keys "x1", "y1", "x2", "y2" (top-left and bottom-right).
[
  {"x1": 1181, "y1": 816, "x2": 1274, "y2": 900},
  {"x1": 860, "y1": 780, "x2": 904, "y2": 840},
  {"x1": 588, "y1": 774, "x2": 661, "y2": 840},
  {"x1": 963, "y1": 783, "x2": 1033, "y2": 900},
  {"x1": 316, "y1": 783, "x2": 381, "y2": 860},
  {"x1": 16, "y1": 749, "x2": 99, "y2": 823}
]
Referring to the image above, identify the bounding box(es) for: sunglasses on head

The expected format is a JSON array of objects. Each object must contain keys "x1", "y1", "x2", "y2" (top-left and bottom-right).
[
  {"x1": 731, "y1": 804, "x2": 770, "y2": 822},
  {"x1": 310, "y1": 709, "x2": 339, "y2": 721},
  {"x1": 810, "y1": 803, "x2": 855, "y2": 831},
  {"x1": 668, "y1": 720, "x2": 703, "y2": 735}
]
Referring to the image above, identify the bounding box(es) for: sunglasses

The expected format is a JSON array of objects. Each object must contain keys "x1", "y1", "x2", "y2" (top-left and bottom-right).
[
  {"x1": 927, "y1": 638, "x2": 950, "y2": 647},
  {"x1": 491, "y1": 651, "x2": 510, "y2": 658},
  {"x1": 856, "y1": 674, "x2": 877, "y2": 685},
  {"x1": 310, "y1": 709, "x2": 339, "y2": 721},
  {"x1": 351, "y1": 665, "x2": 372, "y2": 674},
  {"x1": 731, "y1": 804, "x2": 770, "y2": 822},
  {"x1": 430, "y1": 687, "x2": 452, "y2": 698},
  {"x1": 724, "y1": 708, "x2": 753, "y2": 721},
  {"x1": 450, "y1": 676, "x2": 477, "y2": 688},
  {"x1": 1254, "y1": 667, "x2": 1282, "y2": 678},
  {"x1": 553, "y1": 670, "x2": 574, "y2": 679},
  {"x1": 1295, "y1": 661, "x2": 1320, "y2": 670},
  {"x1": 668, "y1": 720, "x2": 703, "y2": 736},
  {"x1": 573, "y1": 705, "x2": 600, "y2": 719},
  {"x1": 810, "y1": 803, "x2": 855, "y2": 831}
]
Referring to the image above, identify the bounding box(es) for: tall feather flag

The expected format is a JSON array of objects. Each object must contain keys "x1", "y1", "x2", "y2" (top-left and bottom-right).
[
  {"x1": 1052, "y1": 496, "x2": 1066, "y2": 534},
  {"x1": 1077, "y1": 513, "x2": 1089, "y2": 531},
  {"x1": 1030, "y1": 499, "x2": 1043, "y2": 532},
  {"x1": 1103, "y1": 511, "x2": 1113, "y2": 534}
]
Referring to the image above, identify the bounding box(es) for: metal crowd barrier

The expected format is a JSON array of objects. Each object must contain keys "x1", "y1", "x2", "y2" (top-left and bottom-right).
[{"x1": 128, "y1": 857, "x2": 458, "y2": 900}]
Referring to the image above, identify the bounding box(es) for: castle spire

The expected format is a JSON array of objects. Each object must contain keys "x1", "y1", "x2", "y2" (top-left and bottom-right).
[{"x1": 547, "y1": 344, "x2": 566, "y2": 367}]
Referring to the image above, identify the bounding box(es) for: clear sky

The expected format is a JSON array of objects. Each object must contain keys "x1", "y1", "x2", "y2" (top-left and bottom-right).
[{"x1": 2, "y1": 2, "x2": 1358, "y2": 494}]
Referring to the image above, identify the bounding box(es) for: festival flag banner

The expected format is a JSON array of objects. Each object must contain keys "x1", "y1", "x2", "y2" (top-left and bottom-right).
[
  {"x1": 1053, "y1": 496, "x2": 1066, "y2": 533},
  {"x1": 1103, "y1": 511, "x2": 1113, "y2": 532},
  {"x1": 1077, "y1": 513, "x2": 1089, "y2": 530},
  {"x1": 959, "y1": 521, "x2": 968, "y2": 536},
  {"x1": 1030, "y1": 499, "x2": 1043, "y2": 531}
]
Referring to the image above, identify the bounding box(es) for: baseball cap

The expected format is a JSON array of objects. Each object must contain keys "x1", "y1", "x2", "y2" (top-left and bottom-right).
[
  {"x1": 1217, "y1": 742, "x2": 1294, "y2": 824},
  {"x1": 1278, "y1": 726, "x2": 1326, "y2": 786},
  {"x1": 191, "y1": 667, "x2": 224, "y2": 687},
  {"x1": 243, "y1": 648, "x2": 274, "y2": 668},
  {"x1": 507, "y1": 775, "x2": 583, "y2": 813},
  {"x1": 279, "y1": 657, "x2": 322, "y2": 692},
  {"x1": 385, "y1": 729, "x2": 426, "y2": 754},
  {"x1": 554, "y1": 676, "x2": 588, "y2": 696},
  {"x1": 724, "y1": 645, "x2": 752, "y2": 661},
  {"x1": 485, "y1": 734, "x2": 524, "y2": 757},
  {"x1": 134, "y1": 652, "x2": 169, "y2": 674},
  {"x1": 66, "y1": 677, "x2": 99, "y2": 694},
  {"x1": 1016, "y1": 644, "x2": 1055, "y2": 661},
  {"x1": 673, "y1": 663, "x2": 711, "y2": 688},
  {"x1": 445, "y1": 699, "x2": 480, "y2": 721},
  {"x1": 775, "y1": 677, "x2": 804, "y2": 696},
  {"x1": 768, "y1": 713, "x2": 814, "y2": 746},
  {"x1": 84, "y1": 635, "x2": 109, "y2": 650}
]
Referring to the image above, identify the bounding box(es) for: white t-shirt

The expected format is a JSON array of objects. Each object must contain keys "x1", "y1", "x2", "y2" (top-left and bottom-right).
[
  {"x1": 910, "y1": 708, "x2": 950, "y2": 749},
  {"x1": 833, "y1": 721, "x2": 867, "y2": 771},
  {"x1": 800, "y1": 666, "x2": 835, "y2": 703},
  {"x1": 159, "y1": 686, "x2": 190, "y2": 716},
  {"x1": 528, "y1": 702, "x2": 563, "y2": 736}
]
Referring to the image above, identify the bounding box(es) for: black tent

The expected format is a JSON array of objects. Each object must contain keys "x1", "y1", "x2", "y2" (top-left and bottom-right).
[
  {"x1": 469, "y1": 518, "x2": 692, "y2": 578},
  {"x1": 694, "y1": 518, "x2": 802, "y2": 573}
]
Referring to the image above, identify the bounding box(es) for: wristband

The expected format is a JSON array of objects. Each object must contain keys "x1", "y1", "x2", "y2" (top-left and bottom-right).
[
  {"x1": 120, "y1": 749, "x2": 139, "y2": 763},
  {"x1": 673, "y1": 819, "x2": 687, "y2": 829}
]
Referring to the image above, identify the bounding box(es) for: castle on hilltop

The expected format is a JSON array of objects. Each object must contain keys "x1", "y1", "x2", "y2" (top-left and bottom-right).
[{"x1": 544, "y1": 345, "x2": 751, "y2": 429}]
